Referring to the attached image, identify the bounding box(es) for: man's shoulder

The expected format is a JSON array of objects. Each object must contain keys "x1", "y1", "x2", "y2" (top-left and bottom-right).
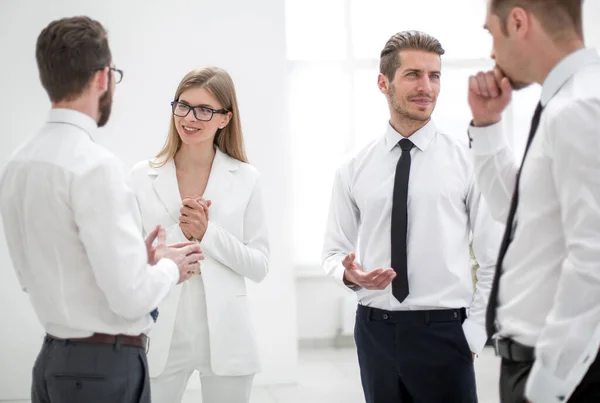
[
  {"x1": 425, "y1": 128, "x2": 475, "y2": 180},
  {"x1": 551, "y1": 64, "x2": 600, "y2": 110},
  {"x1": 434, "y1": 128, "x2": 470, "y2": 150},
  {"x1": 54, "y1": 138, "x2": 128, "y2": 188},
  {"x1": 574, "y1": 60, "x2": 600, "y2": 92},
  {"x1": 545, "y1": 82, "x2": 600, "y2": 129},
  {"x1": 41, "y1": 122, "x2": 124, "y2": 176},
  {"x1": 76, "y1": 144, "x2": 124, "y2": 176},
  {"x1": 2, "y1": 126, "x2": 117, "y2": 176},
  {"x1": 432, "y1": 129, "x2": 472, "y2": 162}
]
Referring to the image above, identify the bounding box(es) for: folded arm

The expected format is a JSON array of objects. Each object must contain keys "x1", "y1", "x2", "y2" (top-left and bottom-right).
[{"x1": 468, "y1": 121, "x2": 519, "y2": 223}]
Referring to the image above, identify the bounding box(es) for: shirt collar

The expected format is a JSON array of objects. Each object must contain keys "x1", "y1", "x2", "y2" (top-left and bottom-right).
[
  {"x1": 541, "y1": 48, "x2": 600, "y2": 106},
  {"x1": 384, "y1": 119, "x2": 437, "y2": 152},
  {"x1": 46, "y1": 108, "x2": 98, "y2": 141}
]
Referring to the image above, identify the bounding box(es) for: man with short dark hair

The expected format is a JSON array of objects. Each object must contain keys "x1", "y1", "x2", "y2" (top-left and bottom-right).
[
  {"x1": 468, "y1": 0, "x2": 600, "y2": 401},
  {"x1": 322, "y1": 30, "x2": 503, "y2": 402},
  {"x1": 0, "y1": 16, "x2": 203, "y2": 403}
]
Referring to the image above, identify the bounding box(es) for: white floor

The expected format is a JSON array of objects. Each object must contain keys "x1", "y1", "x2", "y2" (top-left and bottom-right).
[
  {"x1": 2, "y1": 346, "x2": 501, "y2": 403},
  {"x1": 239, "y1": 346, "x2": 501, "y2": 403}
]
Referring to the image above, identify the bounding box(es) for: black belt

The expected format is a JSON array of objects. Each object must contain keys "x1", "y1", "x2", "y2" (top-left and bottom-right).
[
  {"x1": 494, "y1": 338, "x2": 535, "y2": 362},
  {"x1": 358, "y1": 305, "x2": 466, "y2": 324},
  {"x1": 45, "y1": 333, "x2": 148, "y2": 351}
]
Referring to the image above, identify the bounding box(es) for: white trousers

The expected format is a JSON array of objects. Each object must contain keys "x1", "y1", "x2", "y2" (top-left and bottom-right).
[
  {"x1": 151, "y1": 367, "x2": 254, "y2": 403},
  {"x1": 150, "y1": 276, "x2": 254, "y2": 403}
]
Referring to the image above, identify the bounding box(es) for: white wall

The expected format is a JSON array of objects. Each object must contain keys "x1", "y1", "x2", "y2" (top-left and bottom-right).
[
  {"x1": 0, "y1": 0, "x2": 296, "y2": 400},
  {"x1": 584, "y1": 0, "x2": 600, "y2": 48},
  {"x1": 296, "y1": 276, "x2": 349, "y2": 342}
]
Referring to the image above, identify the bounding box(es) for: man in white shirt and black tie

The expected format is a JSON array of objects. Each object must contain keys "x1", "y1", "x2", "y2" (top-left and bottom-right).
[
  {"x1": 0, "y1": 17, "x2": 203, "y2": 403},
  {"x1": 467, "y1": 0, "x2": 600, "y2": 402},
  {"x1": 322, "y1": 30, "x2": 503, "y2": 403}
]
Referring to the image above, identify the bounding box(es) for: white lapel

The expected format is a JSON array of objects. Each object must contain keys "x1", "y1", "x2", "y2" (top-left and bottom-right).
[
  {"x1": 148, "y1": 148, "x2": 239, "y2": 221},
  {"x1": 202, "y1": 148, "x2": 238, "y2": 207},
  {"x1": 149, "y1": 160, "x2": 181, "y2": 223}
]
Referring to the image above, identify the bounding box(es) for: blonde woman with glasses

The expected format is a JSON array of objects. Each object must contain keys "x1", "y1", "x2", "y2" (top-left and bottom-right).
[{"x1": 129, "y1": 66, "x2": 270, "y2": 403}]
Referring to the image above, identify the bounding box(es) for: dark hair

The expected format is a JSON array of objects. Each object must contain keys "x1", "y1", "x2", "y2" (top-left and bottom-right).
[
  {"x1": 35, "y1": 16, "x2": 111, "y2": 103},
  {"x1": 380, "y1": 31, "x2": 445, "y2": 81},
  {"x1": 491, "y1": 0, "x2": 583, "y2": 38}
]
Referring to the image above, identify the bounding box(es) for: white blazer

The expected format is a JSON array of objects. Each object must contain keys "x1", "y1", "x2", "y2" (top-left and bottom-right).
[{"x1": 129, "y1": 148, "x2": 270, "y2": 377}]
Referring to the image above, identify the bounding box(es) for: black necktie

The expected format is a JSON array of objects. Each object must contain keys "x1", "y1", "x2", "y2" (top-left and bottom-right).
[
  {"x1": 391, "y1": 138, "x2": 414, "y2": 302},
  {"x1": 485, "y1": 102, "x2": 544, "y2": 338}
]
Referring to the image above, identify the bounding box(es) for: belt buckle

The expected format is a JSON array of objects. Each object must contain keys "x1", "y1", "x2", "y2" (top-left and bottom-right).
[{"x1": 493, "y1": 338, "x2": 500, "y2": 357}]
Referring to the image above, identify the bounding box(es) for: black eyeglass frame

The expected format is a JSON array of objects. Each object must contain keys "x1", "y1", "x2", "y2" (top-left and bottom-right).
[
  {"x1": 170, "y1": 101, "x2": 229, "y2": 122},
  {"x1": 92, "y1": 66, "x2": 123, "y2": 84}
]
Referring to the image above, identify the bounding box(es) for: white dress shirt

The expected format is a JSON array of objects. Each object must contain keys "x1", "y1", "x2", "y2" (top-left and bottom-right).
[
  {"x1": 0, "y1": 108, "x2": 179, "y2": 339},
  {"x1": 322, "y1": 120, "x2": 503, "y2": 354},
  {"x1": 468, "y1": 48, "x2": 600, "y2": 403}
]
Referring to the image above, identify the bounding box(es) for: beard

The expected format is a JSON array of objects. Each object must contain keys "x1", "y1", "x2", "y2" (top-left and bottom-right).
[
  {"x1": 97, "y1": 87, "x2": 113, "y2": 127},
  {"x1": 507, "y1": 76, "x2": 531, "y2": 91},
  {"x1": 496, "y1": 64, "x2": 531, "y2": 91},
  {"x1": 389, "y1": 84, "x2": 433, "y2": 122}
]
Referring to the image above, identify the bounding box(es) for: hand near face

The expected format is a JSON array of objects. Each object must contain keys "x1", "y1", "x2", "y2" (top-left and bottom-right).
[
  {"x1": 179, "y1": 197, "x2": 211, "y2": 241},
  {"x1": 468, "y1": 66, "x2": 513, "y2": 127}
]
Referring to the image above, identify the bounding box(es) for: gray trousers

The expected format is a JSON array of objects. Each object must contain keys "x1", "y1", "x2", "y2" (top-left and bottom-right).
[{"x1": 32, "y1": 335, "x2": 150, "y2": 403}]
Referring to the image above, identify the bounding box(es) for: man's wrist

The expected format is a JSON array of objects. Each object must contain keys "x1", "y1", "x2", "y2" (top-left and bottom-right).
[
  {"x1": 343, "y1": 271, "x2": 359, "y2": 289},
  {"x1": 346, "y1": 282, "x2": 360, "y2": 290}
]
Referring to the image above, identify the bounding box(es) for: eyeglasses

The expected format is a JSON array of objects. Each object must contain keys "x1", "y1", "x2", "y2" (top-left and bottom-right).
[
  {"x1": 170, "y1": 101, "x2": 228, "y2": 121},
  {"x1": 93, "y1": 66, "x2": 123, "y2": 84},
  {"x1": 109, "y1": 67, "x2": 123, "y2": 84}
]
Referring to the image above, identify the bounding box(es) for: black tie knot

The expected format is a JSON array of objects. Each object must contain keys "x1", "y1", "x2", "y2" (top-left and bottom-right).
[{"x1": 399, "y1": 138, "x2": 414, "y2": 152}]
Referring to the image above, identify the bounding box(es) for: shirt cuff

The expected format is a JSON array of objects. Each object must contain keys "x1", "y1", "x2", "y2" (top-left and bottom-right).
[
  {"x1": 199, "y1": 221, "x2": 217, "y2": 251},
  {"x1": 462, "y1": 317, "x2": 488, "y2": 355},
  {"x1": 329, "y1": 260, "x2": 361, "y2": 292},
  {"x1": 156, "y1": 257, "x2": 179, "y2": 286},
  {"x1": 468, "y1": 120, "x2": 508, "y2": 156},
  {"x1": 525, "y1": 359, "x2": 571, "y2": 403}
]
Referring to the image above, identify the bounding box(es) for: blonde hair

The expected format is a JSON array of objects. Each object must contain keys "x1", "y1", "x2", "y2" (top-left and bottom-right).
[{"x1": 151, "y1": 66, "x2": 248, "y2": 167}]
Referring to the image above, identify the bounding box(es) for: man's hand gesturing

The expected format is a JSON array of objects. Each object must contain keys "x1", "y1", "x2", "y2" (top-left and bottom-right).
[{"x1": 342, "y1": 252, "x2": 396, "y2": 290}]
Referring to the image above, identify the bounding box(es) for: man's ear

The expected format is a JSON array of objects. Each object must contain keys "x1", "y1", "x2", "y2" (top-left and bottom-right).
[
  {"x1": 508, "y1": 6, "x2": 530, "y2": 39},
  {"x1": 377, "y1": 73, "x2": 390, "y2": 95},
  {"x1": 90, "y1": 67, "x2": 109, "y2": 94}
]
